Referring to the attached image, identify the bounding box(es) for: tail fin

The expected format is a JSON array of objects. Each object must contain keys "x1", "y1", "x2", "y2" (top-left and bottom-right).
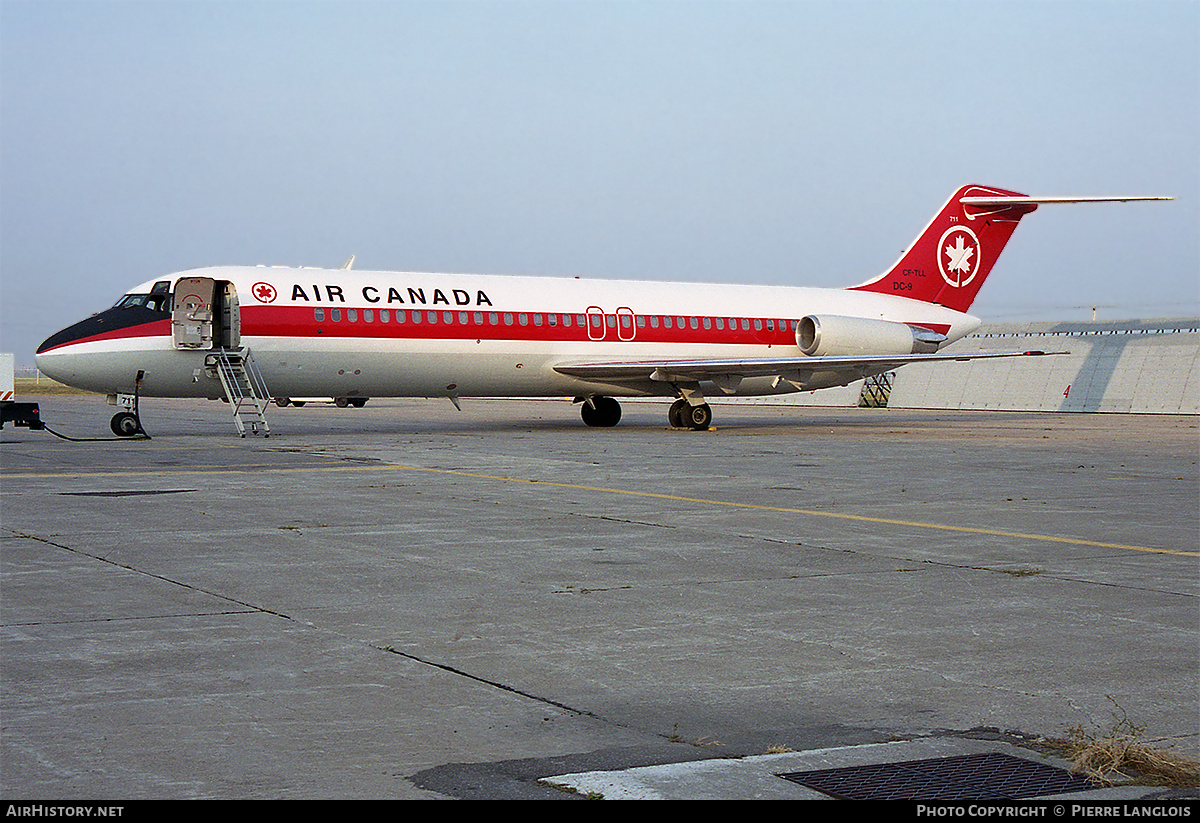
[
  {"x1": 850, "y1": 185, "x2": 1173, "y2": 313},
  {"x1": 848, "y1": 184, "x2": 1036, "y2": 313}
]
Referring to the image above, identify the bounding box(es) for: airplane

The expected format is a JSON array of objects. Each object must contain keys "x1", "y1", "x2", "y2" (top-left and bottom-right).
[{"x1": 34, "y1": 184, "x2": 1171, "y2": 436}]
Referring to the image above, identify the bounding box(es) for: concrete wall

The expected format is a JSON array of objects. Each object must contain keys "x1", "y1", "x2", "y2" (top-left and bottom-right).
[
  {"x1": 889, "y1": 318, "x2": 1199, "y2": 414},
  {"x1": 710, "y1": 318, "x2": 1199, "y2": 414}
]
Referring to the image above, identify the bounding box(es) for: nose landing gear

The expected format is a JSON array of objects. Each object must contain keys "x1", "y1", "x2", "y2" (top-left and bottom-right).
[
  {"x1": 110, "y1": 411, "x2": 144, "y2": 437},
  {"x1": 109, "y1": 370, "x2": 149, "y2": 438}
]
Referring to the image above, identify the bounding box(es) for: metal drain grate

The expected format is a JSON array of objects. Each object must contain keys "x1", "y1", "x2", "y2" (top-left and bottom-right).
[{"x1": 777, "y1": 752, "x2": 1095, "y2": 800}]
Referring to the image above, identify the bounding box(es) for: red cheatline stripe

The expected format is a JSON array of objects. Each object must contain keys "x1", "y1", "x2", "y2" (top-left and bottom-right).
[{"x1": 40, "y1": 305, "x2": 951, "y2": 350}]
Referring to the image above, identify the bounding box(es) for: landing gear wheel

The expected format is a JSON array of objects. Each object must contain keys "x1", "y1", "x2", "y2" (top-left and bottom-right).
[
  {"x1": 275, "y1": 397, "x2": 291, "y2": 407},
  {"x1": 334, "y1": 397, "x2": 350, "y2": 408},
  {"x1": 110, "y1": 412, "x2": 141, "y2": 437},
  {"x1": 580, "y1": 396, "x2": 622, "y2": 427},
  {"x1": 668, "y1": 399, "x2": 688, "y2": 428},
  {"x1": 684, "y1": 403, "x2": 712, "y2": 431}
]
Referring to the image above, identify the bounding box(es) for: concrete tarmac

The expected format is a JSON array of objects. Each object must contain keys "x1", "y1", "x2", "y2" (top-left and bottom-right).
[{"x1": 2, "y1": 395, "x2": 1197, "y2": 799}]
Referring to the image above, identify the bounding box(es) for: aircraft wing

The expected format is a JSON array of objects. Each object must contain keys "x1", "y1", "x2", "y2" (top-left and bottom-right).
[{"x1": 553, "y1": 349, "x2": 1060, "y2": 393}]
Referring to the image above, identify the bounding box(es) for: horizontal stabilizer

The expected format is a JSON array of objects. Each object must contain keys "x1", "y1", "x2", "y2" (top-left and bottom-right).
[{"x1": 959, "y1": 195, "x2": 1173, "y2": 206}]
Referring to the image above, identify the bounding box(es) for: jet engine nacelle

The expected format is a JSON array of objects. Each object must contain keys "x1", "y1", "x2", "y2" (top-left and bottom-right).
[{"x1": 796, "y1": 314, "x2": 945, "y2": 357}]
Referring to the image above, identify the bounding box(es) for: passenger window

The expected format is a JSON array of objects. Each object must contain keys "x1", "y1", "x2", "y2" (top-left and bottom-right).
[{"x1": 315, "y1": 308, "x2": 326, "y2": 322}]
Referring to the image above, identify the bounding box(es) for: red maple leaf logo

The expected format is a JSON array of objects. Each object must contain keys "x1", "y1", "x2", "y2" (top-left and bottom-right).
[{"x1": 253, "y1": 282, "x2": 277, "y2": 303}]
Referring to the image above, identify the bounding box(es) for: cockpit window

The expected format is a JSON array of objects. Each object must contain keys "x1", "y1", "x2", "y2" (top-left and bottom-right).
[
  {"x1": 114, "y1": 294, "x2": 150, "y2": 309},
  {"x1": 114, "y1": 281, "x2": 172, "y2": 313},
  {"x1": 147, "y1": 281, "x2": 171, "y2": 311}
]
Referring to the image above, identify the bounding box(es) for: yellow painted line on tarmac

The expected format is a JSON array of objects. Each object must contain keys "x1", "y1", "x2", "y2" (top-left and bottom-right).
[
  {"x1": 5, "y1": 461, "x2": 1195, "y2": 557},
  {"x1": 394, "y1": 465, "x2": 1196, "y2": 558}
]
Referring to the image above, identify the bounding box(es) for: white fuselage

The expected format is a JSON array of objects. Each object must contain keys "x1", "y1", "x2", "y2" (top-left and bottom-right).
[{"x1": 36, "y1": 265, "x2": 980, "y2": 402}]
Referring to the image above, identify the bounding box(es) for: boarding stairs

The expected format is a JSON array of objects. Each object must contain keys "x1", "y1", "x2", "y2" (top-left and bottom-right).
[{"x1": 213, "y1": 348, "x2": 271, "y2": 437}]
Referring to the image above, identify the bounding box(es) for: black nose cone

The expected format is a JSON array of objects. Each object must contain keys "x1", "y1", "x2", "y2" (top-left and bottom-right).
[{"x1": 37, "y1": 305, "x2": 167, "y2": 354}]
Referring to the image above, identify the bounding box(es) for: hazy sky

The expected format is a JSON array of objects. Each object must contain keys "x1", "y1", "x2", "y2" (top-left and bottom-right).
[{"x1": 2, "y1": 0, "x2": 1197, "y2": 366}]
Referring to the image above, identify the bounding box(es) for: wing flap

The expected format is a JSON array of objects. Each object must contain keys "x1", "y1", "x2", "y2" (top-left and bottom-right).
[{"x1": 554, "y1": 350, "x2": 1061, "y2": 387}]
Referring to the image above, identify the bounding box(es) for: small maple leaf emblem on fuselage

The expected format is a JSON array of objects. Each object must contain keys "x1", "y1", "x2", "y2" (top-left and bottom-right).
[{"x1": 252, "y1": 282, "x2": 278, "y2": 303}]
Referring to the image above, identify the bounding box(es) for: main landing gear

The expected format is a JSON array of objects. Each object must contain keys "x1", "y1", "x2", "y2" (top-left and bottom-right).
[
  {"x1": 580, "y1": 396, "x2": 622, "y2": 427},
  {"x1": 668, "y1": 398, "x2": 712, "y2": 431},
  {"x1": 578, "y1": 396, "x2": 713, "y2": 431}
]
